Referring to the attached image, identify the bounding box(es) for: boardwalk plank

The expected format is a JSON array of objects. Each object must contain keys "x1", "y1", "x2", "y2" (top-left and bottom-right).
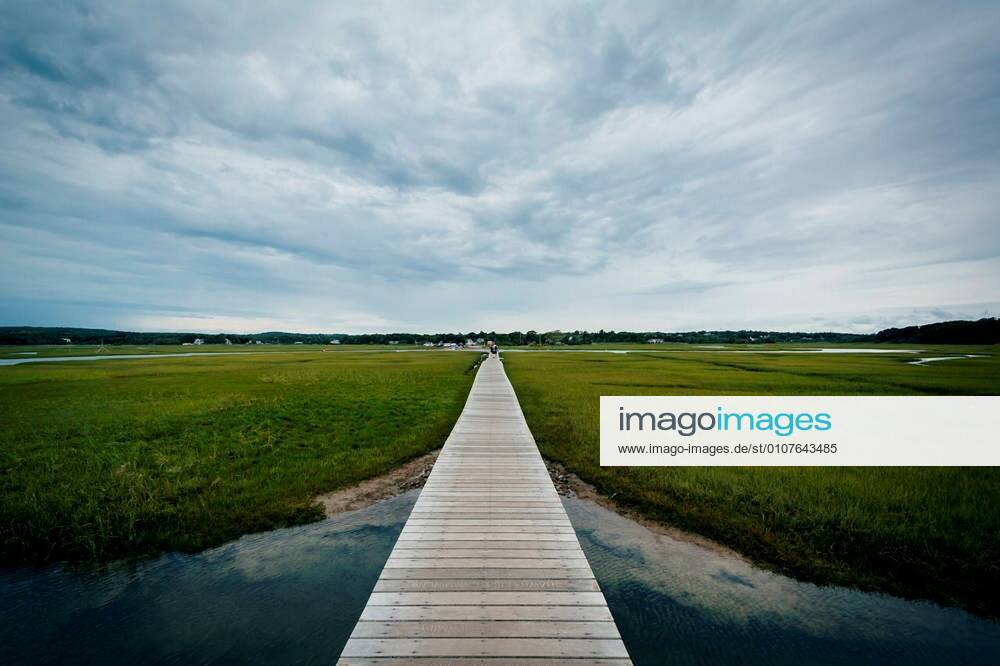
[
  {"x1": 350, "y1": 620, "x2": 622, "y2": 638},
  {"x1": 340, "y1": 657, "x2": 632, "y2": 666},
  {"x1": 359, "y1": 606, "x2": 615, "y2": 622},
  {"x1": 337, "y1": 356, "x2": 628, "y2": 663},
  {"x1": 340, "y1": 637, "x2": 630, "y2": 658},
  {"x1": 375, "y1": 568, "x2": 596, "y2": 580},
  {"x1": 388, "y1": 548, "x2": 585, "y2": 559},
  {"x1": 394, "y1": 540, "x2": 581, "y2": 549},
  {"x1": 366, "y1": 592, "x2": 610, "y2": 606},
  {"x1": 384, "y1": 558, "x2": 589, "y2": 569},
  {"x1": 373, "y1": 578, "x2": 602, "y2": 592},
  {"x1": 397, "y1": 535, "x2": 578, "y2": 540}
]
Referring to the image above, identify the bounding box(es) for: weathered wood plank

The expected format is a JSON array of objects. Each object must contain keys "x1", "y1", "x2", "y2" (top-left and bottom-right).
[
  {"x1": 394, "y1": 540, "x2": 580, "y2": 549},
  {"x1": 384, "y1": 558, "x2": 589, "y2": 569},
  {"x1": 376, "y1": 568, "x2": 596, "y2": 580},
  {"x1": 409, "y1": 508, "x2": 567, "y2": 514},
  {"x1": 399, "y1": 524, "x2": 573, "y2": 530},
  {"x1": 399, "y1": 529, "x2": 578, "y2": 537},
  {"x1": 399, "y1": 524, "x2": 575, "y2": 531},
  {"x1": 388, "y1": 548, "x2": 585, "y2": 559},
  {"x1": 338, "y1": 356, "x2": 628, "y2": 663},
  {"x1": 340, "y1": 637, "x2": 630, "y2": 658},
  {"x1": 339, "y1": 657, "x2": 632, "y2": 666},
  {"x1": 413, "y1": 502, "x2": 565, "y2": 508},
  {"x1": 349, "y1": 620, "x2": 622, "y2": 639},
  {"x1": 396, "y1": 535, "x2": 578, "y2": 541},
  {"x1": 366, "y1": 592, "x2": 610, "y2": 606},
  {"x1": 373, "y1": 578, "x2": 602, "y2": 592},
  {"x1": 358, "y1": 605, "x2": 616, "y2": 622},
  {"x1": 406, "y1": 516, "x2": 569, "y2": 521}
]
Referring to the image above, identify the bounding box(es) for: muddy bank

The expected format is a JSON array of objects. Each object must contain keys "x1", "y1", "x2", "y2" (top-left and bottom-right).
[
  {"x1": 312, "y1": 447, "x2": 740, "y2": 566},
  {"x1": 543, "y1": 458, "x2": 749, "y2": 563},
  {"x1": 315, "y1": 449, "x2": 439, "y2": 516}
]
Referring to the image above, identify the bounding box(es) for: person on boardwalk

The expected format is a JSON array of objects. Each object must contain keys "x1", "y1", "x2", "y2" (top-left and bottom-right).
[{"x1": 490, "y1": 342, "x2": 499, "y2": 356}]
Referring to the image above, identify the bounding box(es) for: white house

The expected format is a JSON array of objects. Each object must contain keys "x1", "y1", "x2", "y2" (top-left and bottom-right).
[
  {"x1": 329, "y1": 339, "x2": 341, "y2": 344},
  {"x1": 193, "y1": 338, "x2": 205, "y2": 345}
]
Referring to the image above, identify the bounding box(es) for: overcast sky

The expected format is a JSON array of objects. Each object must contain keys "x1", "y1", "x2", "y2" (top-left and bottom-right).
[{"x1": 1, "y1": 1, "x2": 998, "y2": 334}]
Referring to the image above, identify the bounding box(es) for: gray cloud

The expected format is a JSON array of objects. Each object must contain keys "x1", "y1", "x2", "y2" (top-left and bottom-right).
[{"x1": 1, "y1": 1, "x2": 998, "y2": 333}]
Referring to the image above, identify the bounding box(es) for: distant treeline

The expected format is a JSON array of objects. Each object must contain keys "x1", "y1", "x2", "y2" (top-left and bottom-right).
[
  {"x1": 873, "y1": 318, "x2": 1000, "y2": 344},
  {"x1": 1, "y1": 318, "x2": 997, "y2": 346}
]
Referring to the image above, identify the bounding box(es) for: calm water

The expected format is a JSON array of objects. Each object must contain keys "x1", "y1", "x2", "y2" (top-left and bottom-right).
[
  {"x1": 907, "y1": 354, "x2": 986, "y2": 366},
  {"x1": 568, "y1": 498, "x2": 999, "y2": 665},
  {"x1": 0, "y1": 352, "x2": 265, "y2": 366},
  {"x1": 3, "y1": 492, "x2": 998, "y2": 665}
]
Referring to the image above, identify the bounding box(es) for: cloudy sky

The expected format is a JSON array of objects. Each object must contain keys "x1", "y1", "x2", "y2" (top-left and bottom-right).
[{"x1": 1, "y1": 1, "x2": 998, "y2": 334}]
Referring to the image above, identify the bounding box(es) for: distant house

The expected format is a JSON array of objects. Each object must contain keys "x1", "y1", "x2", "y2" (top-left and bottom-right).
[
  {"x1": 389, "y1": 340, "x2": 400, "y2": 345},
  {"x1": 254, "y1": 340, "x2": 263, "y2": 345},
  {"x1": 193, "y1": 338, "x2": 205, "y2": 345},
  {"x1": 423, "y1": 342, "x2": 436, "y2": 347},
  {"x1": 294, "y1": 341, "x2": 304, "y2": 344},
  {"x1": 224, "y1": 339, "x2": 232, "y2": 345},
  {"x1": 647, "y1": 338, "x2": 665, "y2": 344},
  {"x1": 329, "y1": 339, "x2": 341, "y2": 345},
  {"x1": 60, "y1": 337, "x2": 71, "y2": 343}
]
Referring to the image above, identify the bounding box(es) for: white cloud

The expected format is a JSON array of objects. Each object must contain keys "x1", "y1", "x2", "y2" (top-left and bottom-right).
[{"x1": 0, "y1": 1, "x2": 998, "y2": 333}]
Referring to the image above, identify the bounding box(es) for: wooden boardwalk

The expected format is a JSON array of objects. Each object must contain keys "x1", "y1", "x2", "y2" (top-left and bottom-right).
[{"x1": 338, "y1": 355, "x2": 630, "y2": 664}]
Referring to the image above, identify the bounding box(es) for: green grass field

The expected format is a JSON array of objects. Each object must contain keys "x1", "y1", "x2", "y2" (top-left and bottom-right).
[
  {"x1": 502, "y1": 347, "x2": 1000, "y2": 616},
  {"x1": 0, "y1": 350, "x2": 476, "y2": 562},
  {"x1": 2, "y1": 343, "x2": 998, "y2": 614}
]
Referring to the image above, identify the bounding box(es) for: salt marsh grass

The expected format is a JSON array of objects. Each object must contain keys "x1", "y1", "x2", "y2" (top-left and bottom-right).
[
  {"x1": 0, "y1": 351, "x2": 474, "y2": 562},
  {"x1": 503, "y1": 346, "x2": 1000, "y2": 615}
]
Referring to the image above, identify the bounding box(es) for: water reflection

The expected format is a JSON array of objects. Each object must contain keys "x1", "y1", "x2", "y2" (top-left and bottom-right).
[
  {"x1": 0, "y1": 352, "x2": 266, "y2": 366},
  {"x1": 2, "y1": 491, "x2": 417, "y2": 665},
  {"x1": 2, "y1": 490, "x2": 998, "y2": 665},
  {"x1": 564, "y1": 497, "x2": 1000, "y2": 665}
]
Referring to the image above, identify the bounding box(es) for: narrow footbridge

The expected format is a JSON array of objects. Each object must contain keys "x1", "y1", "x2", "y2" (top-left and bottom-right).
[{"x1": 339, "y1": 354, "x2": 630, "y2": 664}]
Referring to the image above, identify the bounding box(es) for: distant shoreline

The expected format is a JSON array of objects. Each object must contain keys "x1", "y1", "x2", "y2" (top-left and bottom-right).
[{"x1": 2, "y1": 317, "x2": 998, "y2": 346}]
